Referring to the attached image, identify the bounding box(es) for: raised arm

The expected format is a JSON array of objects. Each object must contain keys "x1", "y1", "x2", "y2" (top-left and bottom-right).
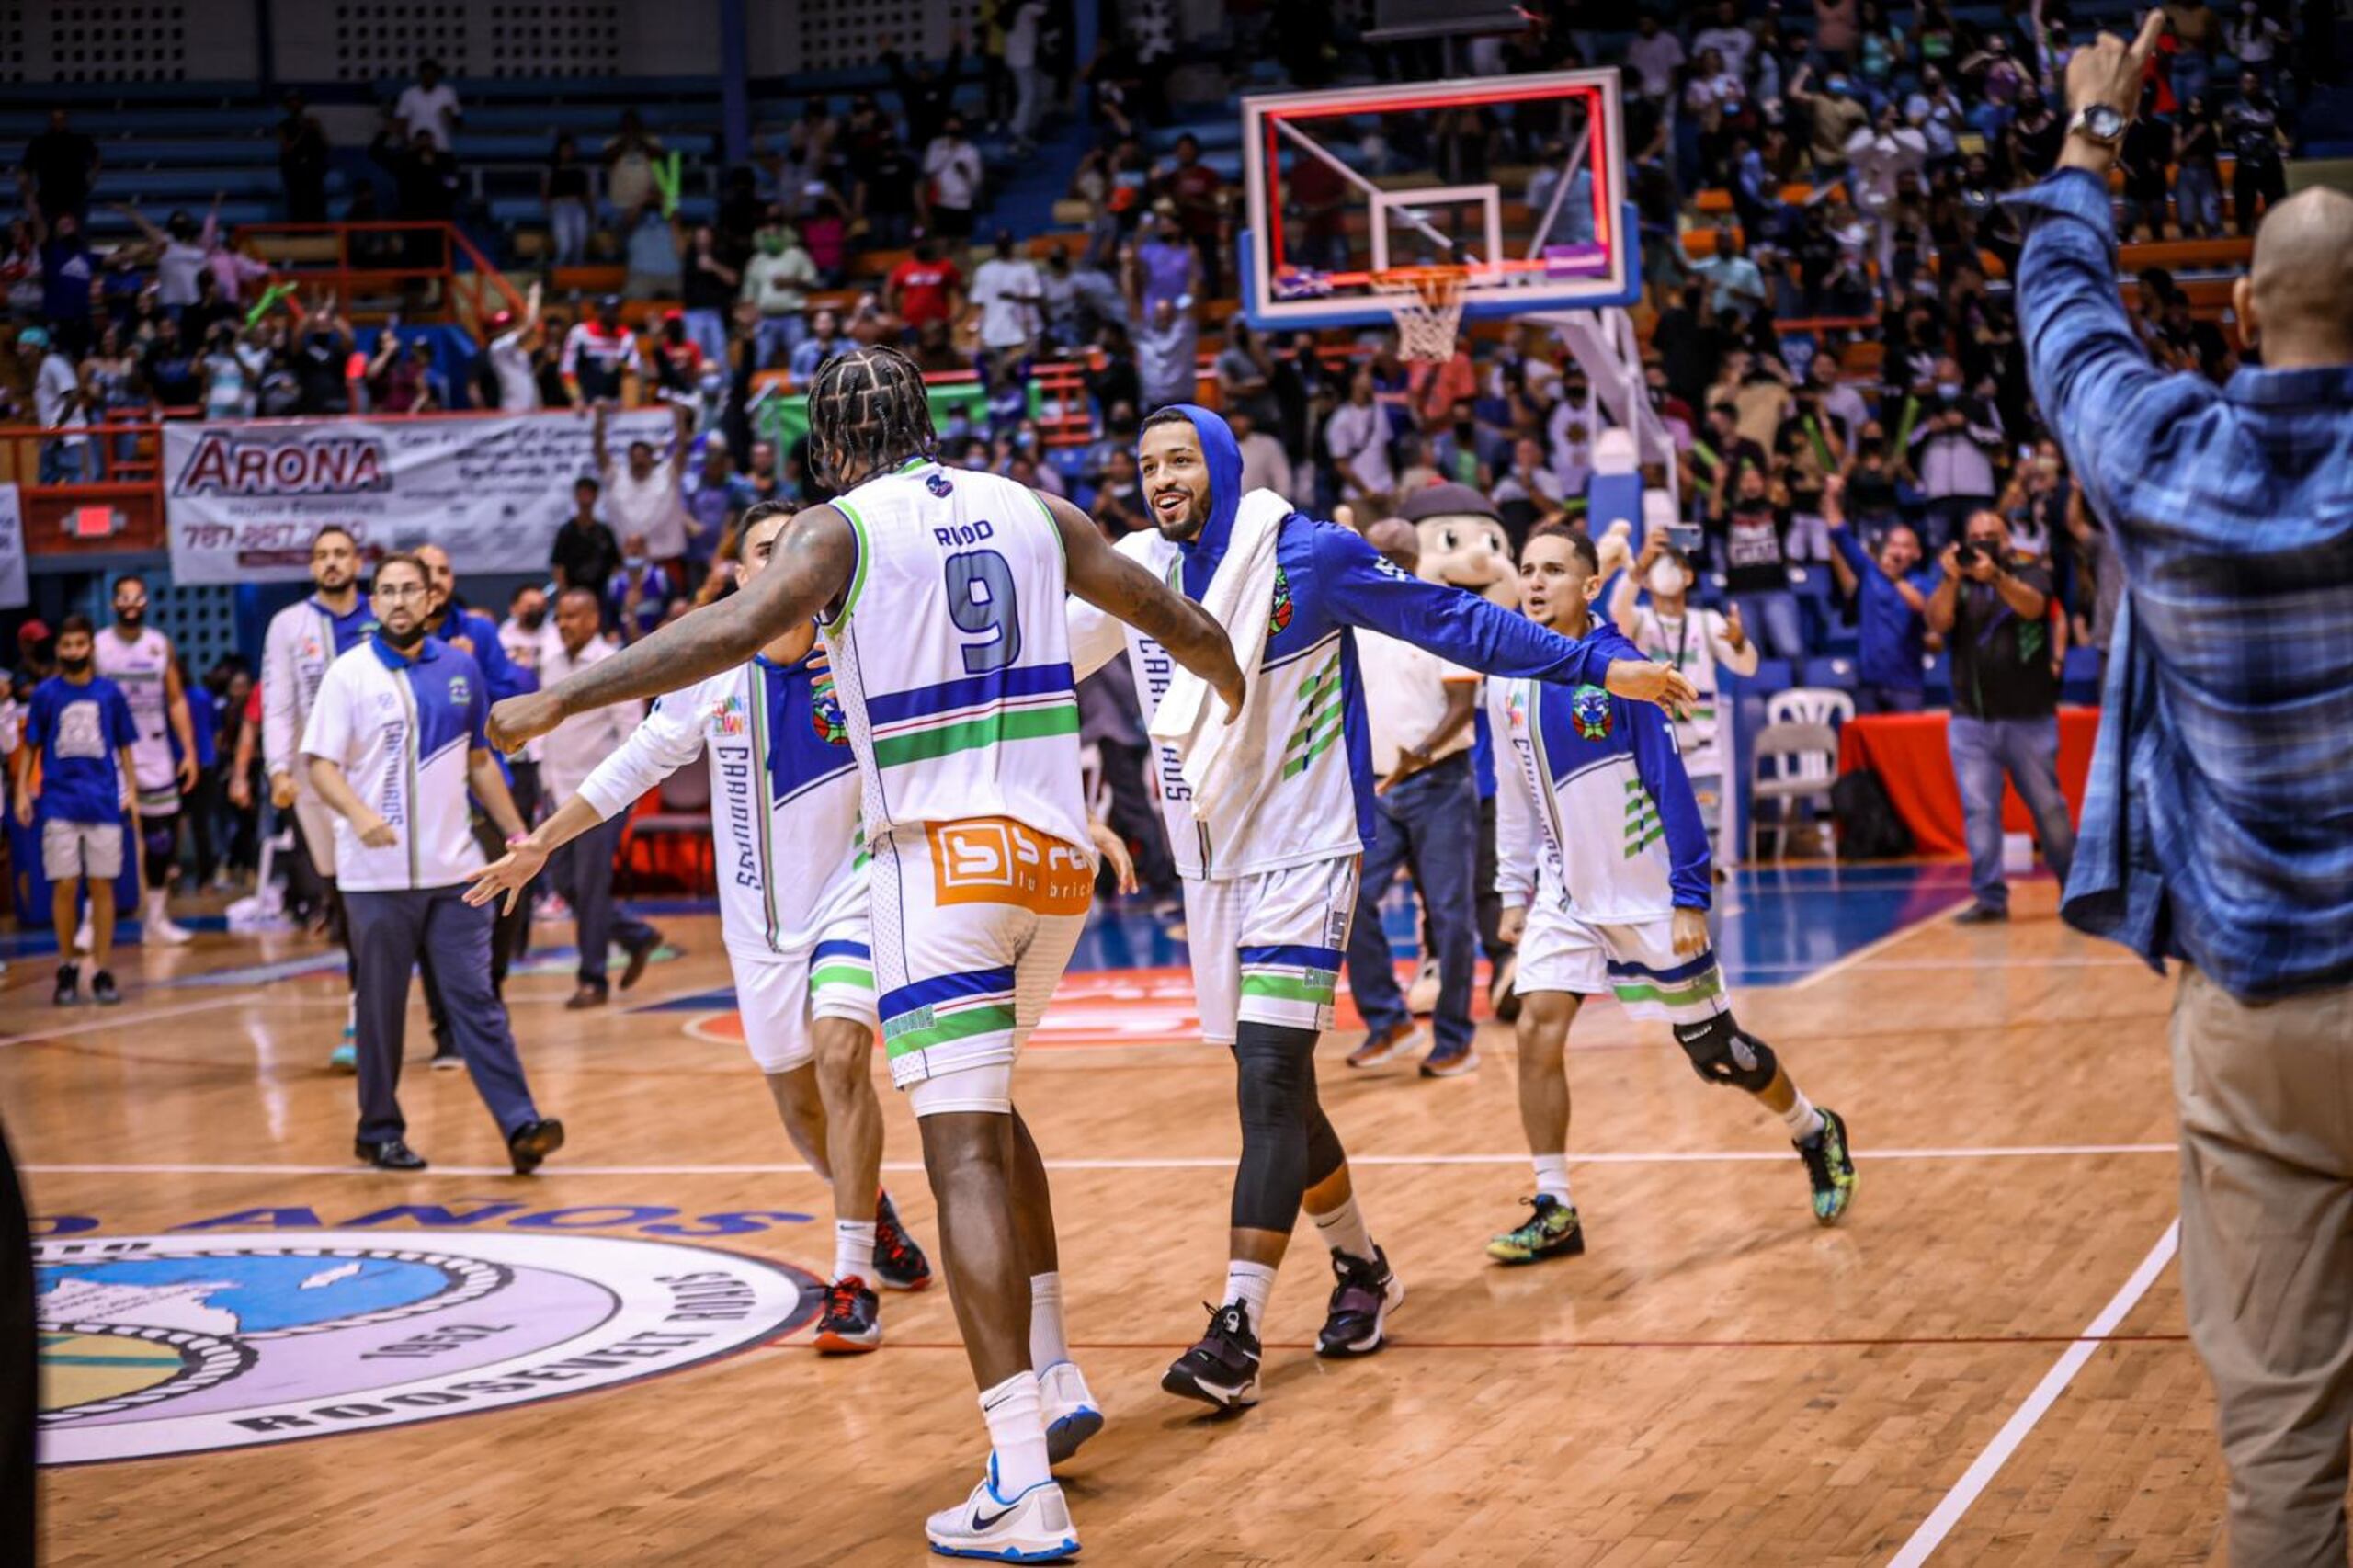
[
  {"x1": 1313, "y1": 524, "x2": 1698, "y2": 710},
  {"x1": 2008, "y1": 12, "x2": 2183, "y2": 516},
  {"x1": 487, "y1": 506, "x2": 857, "y2": 752},
  {"x1": 1042, "y1": 491, "x2": 1243, "y2": 718}
]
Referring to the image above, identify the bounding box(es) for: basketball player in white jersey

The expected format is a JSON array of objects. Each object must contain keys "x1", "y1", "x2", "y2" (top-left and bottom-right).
[
  {"x1": 491, "y1": 347, "x2": 1243, "y2": 1563},
  {"x1": 93, "y1": 574, "x2": 199, "y2": 946},
  {"x1": 465, "y1": 503, "x2": 939, "y2": 1355},
  {"x1": 258, "y1": 527, "x2": 376, "y2": 1065}
]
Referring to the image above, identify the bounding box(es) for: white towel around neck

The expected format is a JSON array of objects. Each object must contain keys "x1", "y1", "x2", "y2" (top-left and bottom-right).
[{"x1": 1145, "y1": 487, "x2": 1292, "y2": 817}]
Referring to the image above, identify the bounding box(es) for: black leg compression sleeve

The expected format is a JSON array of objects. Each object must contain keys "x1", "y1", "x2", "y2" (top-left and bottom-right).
[
  {"x1": 1671, "y1": 1011, "x2": 1780, "y2": 1094},
  {"x1": 138, "y1": 812, "x2": 177, "y2": 889},
  {"x1": 1230, "y1": 1021, "x2": 1336, "y2": 1233}
]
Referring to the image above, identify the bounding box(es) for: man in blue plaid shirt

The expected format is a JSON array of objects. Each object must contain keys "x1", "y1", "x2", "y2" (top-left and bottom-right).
[{"x1": 2015, "y1": 16, "x2": 2353, "y2": 1563}]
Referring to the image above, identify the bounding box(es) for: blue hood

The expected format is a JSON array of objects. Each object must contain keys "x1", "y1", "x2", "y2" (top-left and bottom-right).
[{"x1": 1148, "y1": 403, "x2": 1245, "y2": 599}]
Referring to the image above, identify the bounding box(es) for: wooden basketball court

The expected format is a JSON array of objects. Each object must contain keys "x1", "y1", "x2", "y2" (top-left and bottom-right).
[{"x1": 6, "y1": 870, "x2": 2228, "y2": 1565}]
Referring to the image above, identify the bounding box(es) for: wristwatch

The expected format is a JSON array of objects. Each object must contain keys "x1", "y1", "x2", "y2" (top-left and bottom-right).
[{"x1": 2066, "y1": 104, "x2": 2126, "y2": 144}]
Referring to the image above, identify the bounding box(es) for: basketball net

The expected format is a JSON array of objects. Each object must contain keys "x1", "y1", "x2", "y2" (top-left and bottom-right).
[{"x1": 1370, "y1": 266, "x2": 1473, "y2": 362}]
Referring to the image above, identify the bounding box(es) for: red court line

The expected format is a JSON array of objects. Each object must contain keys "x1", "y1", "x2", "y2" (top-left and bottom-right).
[{"x1": 773, "y1": 1334, "x2": 2191, "y2": 1353}]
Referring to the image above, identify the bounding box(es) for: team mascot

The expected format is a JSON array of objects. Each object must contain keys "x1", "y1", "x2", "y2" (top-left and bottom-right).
[{"x1": 1397, "y1": 483, "x2": 1518, "y2": 611}]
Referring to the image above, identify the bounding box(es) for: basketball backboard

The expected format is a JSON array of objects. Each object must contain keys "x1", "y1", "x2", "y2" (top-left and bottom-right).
[{"x1": 1238, "y1": 68, "x2": 1638, "y2": 335}]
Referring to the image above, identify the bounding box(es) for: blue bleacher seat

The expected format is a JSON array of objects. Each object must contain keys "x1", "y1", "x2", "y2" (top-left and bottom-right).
[
  {"x1": 1736, "y1": 657, "x2": 1794, "y2": 694},
  {"x1": 1802, "y1": 656, "x2": 1859, "y2": 691},
  {"x1": 1924, "y1": 652, "x2": 1952, "y2": 706}
]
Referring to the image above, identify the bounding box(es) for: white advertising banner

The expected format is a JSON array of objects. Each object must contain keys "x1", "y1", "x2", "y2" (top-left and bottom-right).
[
  {"x1": 161, "y1": 411, "x2": 674, "y2": 585},
  {"x1": 0, "y1": 483, "x2": 26, "y2": 609}
]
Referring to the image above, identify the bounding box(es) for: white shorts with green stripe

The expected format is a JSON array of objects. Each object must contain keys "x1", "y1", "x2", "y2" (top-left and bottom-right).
[
  {"x1": 869, "y1": 819, "x2": 1093, "y2": 1116},
  {"x1": 1514, "y1": 900, "x2": 1732, "y2": 1025},
  {"x1": 727, "y1": 920, "x2": 878, "y2": 1074},
  {"x1": 1186, "y1": 855, "x2": 1362, "y2": 1046}
]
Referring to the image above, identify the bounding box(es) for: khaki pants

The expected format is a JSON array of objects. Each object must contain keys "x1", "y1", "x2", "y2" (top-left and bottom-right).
[{"x1": 2174, "y1": 965, "x2": 2353, "y2": 1566}]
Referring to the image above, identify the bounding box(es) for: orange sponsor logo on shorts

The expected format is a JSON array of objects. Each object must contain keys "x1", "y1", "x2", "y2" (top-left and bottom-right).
[{"x1": 927, "y1": 817, "x2": 1093, "y2": 915}]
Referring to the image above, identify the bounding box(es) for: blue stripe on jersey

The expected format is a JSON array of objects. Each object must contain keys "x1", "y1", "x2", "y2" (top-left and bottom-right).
[
  {"x1": 1603, "y1": 951, "x2": 1719, "y2": 984},
  {"x1": 863, "y1": 661, "x2": 1077, "y2": 726},
  {"x1": 879, "y1": 965, "x2": 1017, "y2": 1021},
  {"x1": 758, "y1": 653, "x2": 857, "y2": 807},
  {"x1": 813, "y1": 938, "x2": 871, "y2": 964},
  {"x1": 1240, "y1": 943, "x2": 1345, "y2": 971}
]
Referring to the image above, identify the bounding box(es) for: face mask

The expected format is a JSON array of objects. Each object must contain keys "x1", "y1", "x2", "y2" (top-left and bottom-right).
[
  {"x1": 1647, "y1": 561, "x2": 1686, "y2": 597},
  {"x1": 517, "y1": 608, "x2": 545, "y2": 631},
  {"x1": 758, "y1": 234, "x2": 786, "y2": 256},
  {"x1": 1936, "y1": 381, "x2": 1961, "y2": 399},
  {"x1": 59, "y1": 653, "x2": 91, "y2": 675},
  {"x1": 379, "y1": 619, "x2": 426, "y2": 651},
  {"x1": 624, "y1": 555, "x2": 647, "y2": 572},
  {"x1": 116, "y1": 608, "x2": 144, "y2": 630}
]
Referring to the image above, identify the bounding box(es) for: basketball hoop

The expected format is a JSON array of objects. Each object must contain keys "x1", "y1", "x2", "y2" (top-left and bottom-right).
[{"x1": 1370, "y1": 266, "x2": 1477, "y2": 362}]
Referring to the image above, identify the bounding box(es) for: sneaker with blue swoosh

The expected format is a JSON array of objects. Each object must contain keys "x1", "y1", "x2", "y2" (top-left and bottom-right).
[{"x1": 924, "y1": 1457, "x2": 1080, "y2": 1562}]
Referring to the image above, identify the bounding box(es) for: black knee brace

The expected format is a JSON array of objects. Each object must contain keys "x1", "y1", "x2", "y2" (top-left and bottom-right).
[
  {"x1": 1230, "y1": 1021, "x2": 1324, "y2": 1233},
  {"x1": 1672, "y1": 1012, "x2": 1779, "y2": 1093}
]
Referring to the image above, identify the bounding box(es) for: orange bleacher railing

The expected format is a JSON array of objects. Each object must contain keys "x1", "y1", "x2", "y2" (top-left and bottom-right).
[{"x1": 229, "y1": 222, "x2": 529, "y2": 329}]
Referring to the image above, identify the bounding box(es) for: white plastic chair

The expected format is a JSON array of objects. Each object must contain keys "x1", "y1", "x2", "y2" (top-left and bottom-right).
[{"x1": 1766, "y1": 687, "x2": 1856, "y2": 733}]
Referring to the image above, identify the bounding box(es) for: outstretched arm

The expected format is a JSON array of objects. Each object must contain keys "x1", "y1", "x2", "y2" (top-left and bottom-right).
[
  {"x1": 1042, "y1": 492, "x2": 1243, "y2": 720},
  {"x1": 1313, "y1": 524, "x2": 1698, "y2": 710},
  {"x1": 489, "y1": 507, "x2": 856, "y2": 751}
]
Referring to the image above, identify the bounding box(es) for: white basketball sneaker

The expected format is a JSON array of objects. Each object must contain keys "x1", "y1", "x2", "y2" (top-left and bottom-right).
[
  {"x1": 924, "y1": 1459, "x2": 1079, "y2": 1562},
  {"x1": 1038, "y1": 1360, "x2": 1102, "y2": 1466},
  {"x1": 144, "y1": 892, "x2": 193, "y2": 945}
]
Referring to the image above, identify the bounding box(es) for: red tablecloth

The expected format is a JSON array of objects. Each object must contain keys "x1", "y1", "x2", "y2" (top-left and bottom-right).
[{"x1": 1836, "y1": 708, "x2": 2101, "y2": 858}]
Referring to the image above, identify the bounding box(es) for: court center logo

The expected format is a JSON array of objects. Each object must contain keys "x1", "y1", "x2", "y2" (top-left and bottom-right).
[{"x1": 36, "y1": 1231, "x2": 819, "y2": 1465}]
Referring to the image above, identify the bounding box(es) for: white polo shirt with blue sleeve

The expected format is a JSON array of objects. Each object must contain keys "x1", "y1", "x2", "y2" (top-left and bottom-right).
[{"x1": 300, "y1": 636, "x2": 493, "y2": 892}]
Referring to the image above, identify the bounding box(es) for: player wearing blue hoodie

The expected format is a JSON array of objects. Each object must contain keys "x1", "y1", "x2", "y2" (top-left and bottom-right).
[{"x1": 1073, "y1": 405, "x2": 1696, "y2": 1412}]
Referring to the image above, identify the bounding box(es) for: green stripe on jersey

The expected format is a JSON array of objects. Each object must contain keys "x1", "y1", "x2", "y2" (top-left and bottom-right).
[
  {"x1": 883, "y1": 1003, "x2": 1017, "y2": 1058},
  {"x1": 870, "y1": 702, "x2": 1081, "y2": 768},
  {"x1": 1240, "y1": 971, "x2": 1337, "y2": 1003},
  {"x1": 810, "y1": 963, "x2": 874, "y2": 993},
  {"x1": 1610, "y1": 969, "x2": 1725, "y2": 1007}
]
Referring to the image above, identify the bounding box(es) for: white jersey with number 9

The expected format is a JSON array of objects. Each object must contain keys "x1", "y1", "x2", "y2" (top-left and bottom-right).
[{"x1": 818, "y1": 460, "x2": 1093, "y2": 854}]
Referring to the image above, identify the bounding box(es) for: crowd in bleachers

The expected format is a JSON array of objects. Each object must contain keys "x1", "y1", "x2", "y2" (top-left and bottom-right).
[{"x1": 0, "y1": 0, "x2": 2331, "y2": 697}]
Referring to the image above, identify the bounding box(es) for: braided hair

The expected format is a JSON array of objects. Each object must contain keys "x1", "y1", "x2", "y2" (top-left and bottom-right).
[{"x1": 805, "y1": 345, "x2": 938, "y2": 492}]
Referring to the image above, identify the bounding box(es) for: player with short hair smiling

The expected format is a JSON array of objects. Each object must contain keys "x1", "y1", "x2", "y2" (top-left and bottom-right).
[
  {"x1": 469, "y1": 501, "x2": 938, "y2": 1356},
  {"x1": 1485, "y1": 525, "x2": 1855, "y2": 1267},
  {"x1": 488, "y1": 346, "x2": 1244, "y2": 1563},
  {"x1": 1068, "y1": 406, "x2": 1699, "y2": 1417}
]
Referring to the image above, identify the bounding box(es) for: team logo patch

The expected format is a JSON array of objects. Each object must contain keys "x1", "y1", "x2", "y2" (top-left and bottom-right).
[
  {"x1": 810, "y1": 672, "x2": 849, "y2": 746},
  {"x1": 1570, "y1": 685, "x2": 1614, "y2": 741},
  {"x1": 1267, "y1": 567, "x2": 1294, "y2": 635},
  {"x1": 447, "y1": 676, "x2": 471, "y2": 709},
  {"x1": 709, "y1": 694, "x2": 747, "y2": 738},
  {"x1": 35, "y1": 1232, "x2": 817, "y2": 1464},
  {"x1": 926, "y1": 471, "x2": 954, "y2": 497}
]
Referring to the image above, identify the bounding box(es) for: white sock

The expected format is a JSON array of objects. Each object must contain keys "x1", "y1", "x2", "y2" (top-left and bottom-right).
[
  {"x1": 1780, "y1": 1087, "x2": 1825, "y2": 1144},
  {"x1": 146, "y1": 890, "x2": 167, "y2": 923},
  {"x1": 1222, "y1": 1259, "x2": 1278, "y2": 1334},
  {"x1": 1532, "y1": 1153, "x2": 1574, "y2": 1206},
  {"x1": 1311, "y1": 1194, "x2": 1374, "y2": 1262},
  {"x1": 833, "y1": 1219, "x2": 877, "y2": 1284},
  {"x1": 1029, "y1": 1271, "x2": 1069, "y2": 1369},
  {"x1": 980, "y1": 1370, "x2": 1051, "y2": 1494}
]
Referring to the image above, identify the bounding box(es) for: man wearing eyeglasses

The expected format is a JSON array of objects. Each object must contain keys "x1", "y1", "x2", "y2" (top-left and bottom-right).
[{"x1": 301, "y1": 551, "x2": 563, "y2": 1174}]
